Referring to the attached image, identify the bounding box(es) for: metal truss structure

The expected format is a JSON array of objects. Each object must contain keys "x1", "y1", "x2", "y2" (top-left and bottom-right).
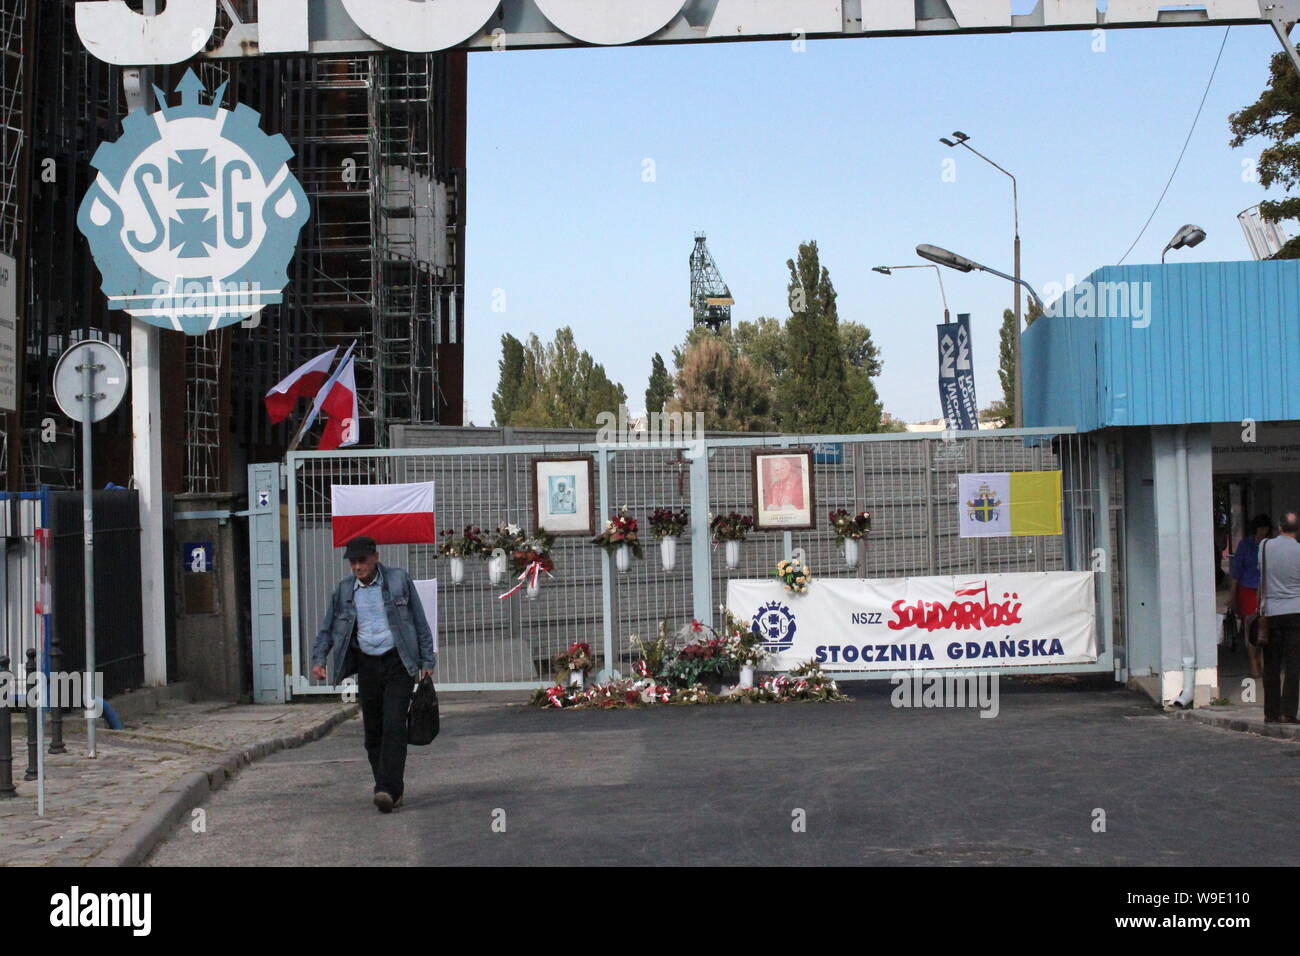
[{"x1": 690, "y1": 234, "x2": 734, "y2": 333}]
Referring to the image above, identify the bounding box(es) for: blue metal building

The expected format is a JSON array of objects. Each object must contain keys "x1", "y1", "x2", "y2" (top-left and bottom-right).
[{"x1": 1024, "y1": 260, "x2": 1300, "y2": 705}]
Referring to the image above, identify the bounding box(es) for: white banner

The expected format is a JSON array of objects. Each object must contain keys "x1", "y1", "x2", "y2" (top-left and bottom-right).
[{"x1": 726, "y1": 572, "x2": 1097, "y2": 672}]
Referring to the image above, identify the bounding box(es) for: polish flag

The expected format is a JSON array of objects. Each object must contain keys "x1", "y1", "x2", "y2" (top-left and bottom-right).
[
  {"x1": 318, "y1": 355, "x2": 359, "y2": 450},
  {"x1": 331, "y1": 482, "x2": 436, "y2": 547},
  {"x1": 263, "y1": 347, "x2": 338, "y2": 424}
]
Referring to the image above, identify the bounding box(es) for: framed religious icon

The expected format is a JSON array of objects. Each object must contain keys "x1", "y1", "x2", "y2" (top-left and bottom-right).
[
  {"x1": 531, "y1": 456, "x2": 596, "y2": 536},
  {"x1": 751, "y1": 448, "x2": 816, "y2": 531}
]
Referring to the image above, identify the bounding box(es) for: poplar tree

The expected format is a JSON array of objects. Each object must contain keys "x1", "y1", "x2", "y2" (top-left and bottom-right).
[{"x1": 644, "y1": 353, "x2": 673, "y2": 416}]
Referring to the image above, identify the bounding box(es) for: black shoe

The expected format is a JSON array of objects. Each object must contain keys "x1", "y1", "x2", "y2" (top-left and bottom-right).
[{"x1": 374, "y1": 791, "x2": 395, "y2": 813}]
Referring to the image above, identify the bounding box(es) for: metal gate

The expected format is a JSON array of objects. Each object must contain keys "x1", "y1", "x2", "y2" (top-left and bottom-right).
[
  {"x1": 277, "y1": 427, "x2": 1124, "y2": 695},
  {"x1": 0, "y1": 491, "x2": 49, "y2": 678}
]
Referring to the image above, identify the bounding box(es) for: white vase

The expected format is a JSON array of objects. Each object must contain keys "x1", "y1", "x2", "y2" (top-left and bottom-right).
[
  {"x1": 615, "y1": 543, "x2": 631, "y2": 574},
  {"x1": 526, "y1": 580, "x2": 540, "y2": 601},
  {"x1": 488, "y1": 552, "x2": 507, "y2": 586},
  {"x1": 739, "y1": 665, "x2": 755, "y2": 689},
  {"x1": 725, "y1": 539, "x2": 741, "y2": 570},
  {"x1": 843, "y1": 538, "x2": 859, "y2": 568},
  {"x1": 569, "y1": 669, "x2": 584, "y2": 688},
  {"x1": 660, "y1": 536, "x2": 677, "y2": 572},
  {"x1": 450, "y1": 556, "x2": 464, "y2": 585}
]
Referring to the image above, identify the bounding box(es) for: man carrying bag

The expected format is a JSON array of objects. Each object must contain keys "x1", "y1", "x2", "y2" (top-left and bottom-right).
[{"x1": 1255, "y1": 513, "x2": 1300, "y2": 724}]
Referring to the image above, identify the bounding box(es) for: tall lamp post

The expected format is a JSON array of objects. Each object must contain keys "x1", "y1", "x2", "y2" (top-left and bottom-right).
[
  {"x1": 940, "y1": 131, "x2": 1022, "y2": 426},
  {"x1": 871, "y1": 265, "x2": 950, "y2": 322}
]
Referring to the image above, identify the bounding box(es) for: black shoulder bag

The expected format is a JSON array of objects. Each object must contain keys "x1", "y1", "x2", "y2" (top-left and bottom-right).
[{"x1": 407, "y1": 674, "x2": 441, "y2": 745}]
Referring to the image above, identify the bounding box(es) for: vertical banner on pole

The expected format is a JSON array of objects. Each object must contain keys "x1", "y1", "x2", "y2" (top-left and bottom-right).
[{"x1": 937, "y1": 313, "x2": 979, "y2": 431}]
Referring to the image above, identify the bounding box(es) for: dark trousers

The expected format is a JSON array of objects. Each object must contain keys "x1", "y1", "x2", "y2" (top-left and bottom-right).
[
  {"x1": 1263, "y1": 615, "x2": 1300, "y2": 720},
  {"x1": 358, "y1": 649, "x2": 411, "y2": 799}
]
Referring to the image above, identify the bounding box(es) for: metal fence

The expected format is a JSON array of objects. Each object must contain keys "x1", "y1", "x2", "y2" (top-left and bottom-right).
[
  {"x1": 0, "y1": 493, "x2": 47, "y2": 675},
  {"x1": 286, "y1": 427, "x2": 1123, "y2": 693}
]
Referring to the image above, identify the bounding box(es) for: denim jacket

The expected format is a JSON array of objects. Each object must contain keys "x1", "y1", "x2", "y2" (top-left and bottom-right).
[{"x1": 311, "y1": 563, "x2": 436, "y2": 685}]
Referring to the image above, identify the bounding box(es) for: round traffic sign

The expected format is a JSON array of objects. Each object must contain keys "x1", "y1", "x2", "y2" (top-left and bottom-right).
[{"x1": 53, "y1": 340, "x2": 129, "y2": 424}]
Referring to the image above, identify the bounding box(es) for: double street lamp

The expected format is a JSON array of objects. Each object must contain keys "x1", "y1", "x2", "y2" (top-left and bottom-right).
[{"x1": 940, "y1": 131, "x2": 1024, "y2": 427}]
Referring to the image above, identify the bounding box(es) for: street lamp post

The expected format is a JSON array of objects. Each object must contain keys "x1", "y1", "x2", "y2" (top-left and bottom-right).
[
  {"x1": 871, "y1": 264, "x2": 950, "y2": 323},
  {"x1": 916, "y1": 244, "x2": 1043, "y2": 311},
  {"x1": 941, "y1": 131, "x2": 1021, "y2": 426}
]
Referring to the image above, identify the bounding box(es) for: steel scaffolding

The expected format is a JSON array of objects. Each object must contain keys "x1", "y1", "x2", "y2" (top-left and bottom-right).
[{"x1": 0, "y1": 0, "x2": 27, "y2": 484}]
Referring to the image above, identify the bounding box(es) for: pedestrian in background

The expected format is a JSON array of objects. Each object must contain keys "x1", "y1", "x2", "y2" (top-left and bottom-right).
[
  {"x1": 1257, "y1": 512, "x2": 1300, "y2": 724},
  {"x1": 1229, "y1": 513, "x2": 1272, "y2": 678},
  {"x1": 311, "y1": 536, "x2": 436, "y2": 812}
]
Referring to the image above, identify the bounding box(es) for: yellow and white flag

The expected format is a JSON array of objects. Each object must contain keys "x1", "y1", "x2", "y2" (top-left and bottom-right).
[{"x1": 958, "y1": 471, "x2": 1062, "y2": 538}]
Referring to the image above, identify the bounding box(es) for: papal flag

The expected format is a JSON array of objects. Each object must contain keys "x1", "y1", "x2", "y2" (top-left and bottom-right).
[{"x1": 958, "y1": 471, "x2": 1062, "y2": 538}]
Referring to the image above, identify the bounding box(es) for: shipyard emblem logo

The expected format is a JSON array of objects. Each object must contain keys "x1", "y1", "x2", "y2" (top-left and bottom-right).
[
  {"x1": 966, "y1": 482, "x2": 1002, "y2": 524},
  {"x1": 76, "y1": 70, "x2": 309, "y2": 335},
  {"x1": 752, "y1": 601, "x2": 797, "y2": 652}
]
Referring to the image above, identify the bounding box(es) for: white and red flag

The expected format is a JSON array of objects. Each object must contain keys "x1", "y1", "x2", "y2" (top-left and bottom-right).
[
  {"x1": 318, "y1": 353, "x2": 359, "y2": 450},
  {"x1": 263, "y1": 347, "x2": 338, "y2": 424},
  {"x1": 331, "y1": 482, "x2": 436, "y2": 547}
]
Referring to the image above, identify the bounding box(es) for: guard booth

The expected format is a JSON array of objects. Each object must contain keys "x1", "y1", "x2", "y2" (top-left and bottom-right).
[{"x1": 1025, "y1": 258, "x2": 1300, "y2": 706}]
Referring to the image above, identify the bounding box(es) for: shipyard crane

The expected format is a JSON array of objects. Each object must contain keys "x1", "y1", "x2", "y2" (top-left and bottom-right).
[{"x1": 689, "y1": 233, "x2": 734, "y2": 332}]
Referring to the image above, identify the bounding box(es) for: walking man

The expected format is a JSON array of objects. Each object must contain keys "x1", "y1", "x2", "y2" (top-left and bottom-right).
[
  {"x1": 311, "y1": 536, "x2": 436, "y2": 811},
  {"x1": 1257, "y1": 513, "x2": 1300, "y2": 724}
]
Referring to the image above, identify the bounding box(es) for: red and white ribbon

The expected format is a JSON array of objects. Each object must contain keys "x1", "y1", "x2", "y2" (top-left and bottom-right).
[{"x1": 498, "y1": 560, "x2": 553, "y2": 600}]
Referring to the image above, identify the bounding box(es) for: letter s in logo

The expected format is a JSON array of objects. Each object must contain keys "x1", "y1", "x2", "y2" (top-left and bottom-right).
[
  {"x1": 340, "y1": 0, "x2": 498, "y2": 53},
  {"x1": 76, "y1": 0, "x2": 216, "y2": 66}
]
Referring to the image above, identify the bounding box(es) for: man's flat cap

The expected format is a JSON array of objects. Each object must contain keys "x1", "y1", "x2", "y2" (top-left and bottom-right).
[{"x1": 344, "y1": 536, "x2": 378, "y2": 560}]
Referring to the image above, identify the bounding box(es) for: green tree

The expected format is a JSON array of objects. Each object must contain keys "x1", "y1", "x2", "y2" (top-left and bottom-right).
[
  {"x1": 491, "y1": 333, "x2": 531, "y2": 426},
  {"x1": 670, "y1": 333, "x2": 774, "y2": 432},
  {"x1": 982, "y1": 301, "x2": 1043, "y2": 426},
  {"x1": 1230, "y1": 46, "x2": 1300, "y2": 258},
  {"x1": 734, "y1": 316, "x2": 788, "y2": 384},
  {"x1": 497, "y1": 327, "x2": 626, "y2": 428},
  {"x1": 782, "y1": 241, "x2": 847, "y2": 432},
  {"x1": 644, "y1": 352, "x2": 673, "y2": 416}
]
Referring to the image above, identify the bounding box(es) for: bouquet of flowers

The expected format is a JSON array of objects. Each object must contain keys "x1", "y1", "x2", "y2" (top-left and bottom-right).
[
  {"x1": 719, "y1": 609, "x2": 767, "y2": 668},
  {"x1": 828, "y1": 508, "x2": 872, "y2": 543},
  {"x1": 709, "y1": 511, "x2": 754, "y2": 543},
  {"x1": 648, "y1": 507, "x2": 688, "y2": 539},
  {"x1": 438, "y1": 525, "x2": 486, "y2": 558},
  {"x1": 485, "y1": 521, "x2": 526, "y2": 559},
  {"x1": 554, "y1": 641, "x2": 594, "y2": 682},
  {"x1": 631, "y1": 621, "x2": 675, "y2": 680},
  {"x1": 774, "y1": 557, "x2": 811, "y2": 594},
  {"x1": 592, "y1": 506, "x2": 643, "y2": 558},
  {"x1": 666, "y1": 619, "x2": 735, "y2": 686},
  {"x1": 510, "y1": 527, "x2": 556, "y2": 574}
]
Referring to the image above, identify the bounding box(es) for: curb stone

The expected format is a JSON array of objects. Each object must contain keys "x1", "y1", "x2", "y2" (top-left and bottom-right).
[
  {"x1": 88, "y1": 705, "x2": 359, "y2": 867},
  {"x1": 1173, "y1": 708, "x2": 1300, "y2": 741}
]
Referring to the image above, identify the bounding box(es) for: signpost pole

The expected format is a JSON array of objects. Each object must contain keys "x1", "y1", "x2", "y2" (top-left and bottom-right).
[
  {"x1": 80, "y1": 348, "x2": 97, "y2": 757},
  {"x1": 126, "y1": 11, "x2": 168, "y2": 691}
]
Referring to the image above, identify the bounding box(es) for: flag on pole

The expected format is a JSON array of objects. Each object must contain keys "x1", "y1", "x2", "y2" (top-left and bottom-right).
[
  {"x1": 263, "y1": 347, "x2": 338, "y2": 424},
  {"x1": 318, "y1": 353, "x2": 358, "y2": 450},
  {"x1": 958, "y1": 471, "x2": 1062, "y2": 538},
  {"x1": 296, "y1": 340, "x2": 355, "y2": 442},
  {"x1": 331, "y1": 482, "x2": 436, "y2": 547}
]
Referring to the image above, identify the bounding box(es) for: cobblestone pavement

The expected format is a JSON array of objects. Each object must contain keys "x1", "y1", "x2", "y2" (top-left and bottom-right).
[{"x1": 0, "y1": 701, "x2": 354, "y2": 866}]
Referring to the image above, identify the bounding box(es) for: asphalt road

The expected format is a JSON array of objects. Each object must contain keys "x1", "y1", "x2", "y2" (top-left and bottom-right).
[{"x1": 148, "y1": 679, "x2": 1300, "y2": 866}]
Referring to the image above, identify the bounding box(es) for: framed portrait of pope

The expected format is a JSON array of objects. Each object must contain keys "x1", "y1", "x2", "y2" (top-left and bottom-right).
[
  {"x1": 751, "y1": 449, "x2": 816, "y2": 530},
  {"x1": 531, "y1": 456, "x2": 596, "y2": 536}
]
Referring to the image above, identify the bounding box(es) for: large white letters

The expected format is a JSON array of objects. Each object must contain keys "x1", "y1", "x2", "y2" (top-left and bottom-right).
[
  {"x1": 707, "y1": 0, "x2": 842, "y2": 37},
  {"x1": 535, "y1": 0, "x2": 685, "y2": 45},
  {"x1": 75, "y1": 0, "x2": 215, "y2": 66},
  {"x1": 258, "y1": 0, "x2": 310, "y2": 54},
  {"x1": 339, "y1": 0, "x2": 498, "y2": 53}
]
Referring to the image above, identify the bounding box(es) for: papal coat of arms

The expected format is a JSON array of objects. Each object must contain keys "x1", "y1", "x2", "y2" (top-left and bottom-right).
[
  {"x1": 966, "y1": 482, "x2": 1002, "y2": 524},
  {"x1": 77, "y1": 70, "x2": 309, "y2": 334}
]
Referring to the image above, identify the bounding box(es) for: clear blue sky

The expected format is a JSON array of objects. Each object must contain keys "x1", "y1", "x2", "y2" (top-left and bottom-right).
[{"x1": 464, "y1": 22, "x2": 1288, "y2": 426}]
